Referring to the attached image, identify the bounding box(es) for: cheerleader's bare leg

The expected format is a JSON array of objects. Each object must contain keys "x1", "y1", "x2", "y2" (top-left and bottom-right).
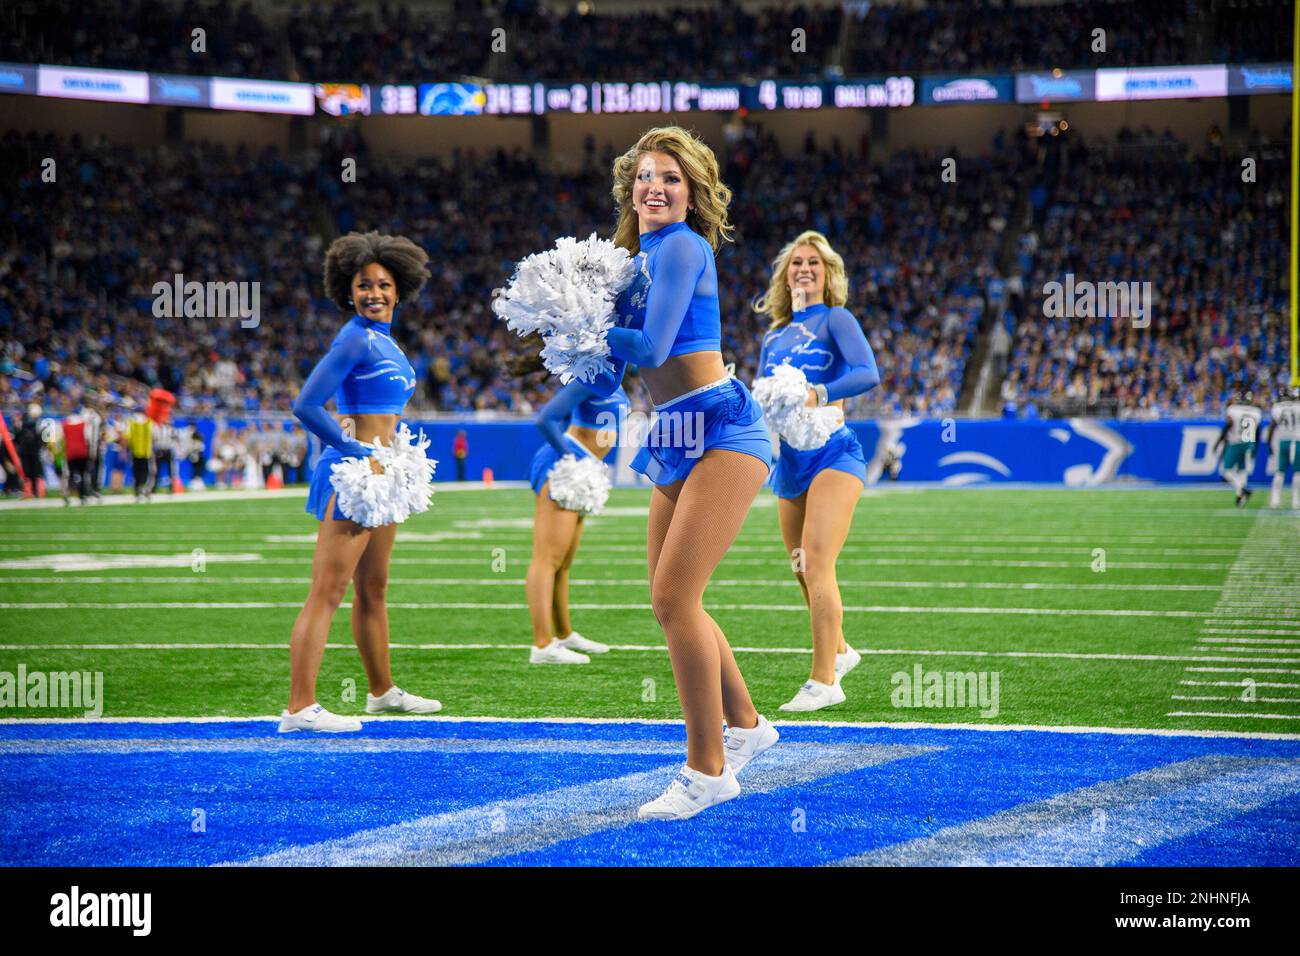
[
  {"x1": 551, "y1": 515, "x2": 585, "y2": 639},
  {"x1": 648, "y1": 449, "x2": 767, "y2": 776},
  {"x1": 650, "y1": 482, "x2": 758, "y2": 735},
  {"x1": 777, "y1": 493, "x2": 813, "y2": 607},
  {"x1": 702, "y1": 610, "x2": 759, "y2": 731},
  {"x1": 350, "y1": 520, "x2": 398, "y2": 696},
  {"x1": 287, "y1": 492, "x2": 373, "y2": 712},
  {"x1": 526, "y1": 485, "x2": 582, "y2": 648},
  {"x1": 796, "y1": 469, "x2": 862, "y2": 685}
]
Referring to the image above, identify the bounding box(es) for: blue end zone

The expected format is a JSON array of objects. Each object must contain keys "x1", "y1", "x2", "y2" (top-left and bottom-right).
[{"x1": 1, "y1": 719, "x2": 1297, "y2": 866}]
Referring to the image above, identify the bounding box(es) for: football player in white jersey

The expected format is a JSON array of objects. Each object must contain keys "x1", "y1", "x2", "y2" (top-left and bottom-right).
[
  {"x1": 1266, "y1": 386, "x2": 1300, "y2": 509},
  {"x1": 1214, "y1": 390, "x2": 1263, "y2": 507}
]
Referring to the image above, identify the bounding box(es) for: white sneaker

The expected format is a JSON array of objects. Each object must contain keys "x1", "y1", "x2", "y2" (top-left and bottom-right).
[
  {"x1": 637, "y1": 764, "x2": 740, "y2": 820},
  {"x1": 365, "y1": 686, "x2": 442, "y2": 714},
  {"x1": 278, "y1": 703, "x2": 362, "y2": 733},
  {"x1": 558, "y1": 631, "x2": 609, "y2": 654},
  {"x1": 530, "y1": 638, "x2": 590, "y2": 664},
  {"x1": 723, "y1": 714, "x2": 779, "y2": 774},
  {"x1": 778, "y1": 678, "x2": 846, "y2": 713},
  {"x1": 836, "y1": 645, "x2": 862, "y2": 678}
]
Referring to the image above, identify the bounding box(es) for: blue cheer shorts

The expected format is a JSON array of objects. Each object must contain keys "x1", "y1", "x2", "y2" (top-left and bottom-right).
[
  {"x1": 770, "y1": 425, "x2": 867, "y2": 499},
  {"x1": 630, "y1": 376, "x2": 773, "y2": 486}
]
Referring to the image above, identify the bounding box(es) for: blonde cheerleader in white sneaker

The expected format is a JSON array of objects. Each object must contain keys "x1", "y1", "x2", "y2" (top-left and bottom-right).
[
  {"x1": 494, "y1": 128, "x2": 782, "y2": 819},
  {"x1": 753, "y1": 230, "x2": 879, "y2": 712},
  {"x1": 601, "y1": 128, "x2": 780, "y2": 819}
]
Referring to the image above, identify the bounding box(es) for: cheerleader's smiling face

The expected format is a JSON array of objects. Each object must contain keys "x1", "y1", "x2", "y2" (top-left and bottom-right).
[
  {"x1": 787, "y1": 244, "x2": 825, "y2": 310},
  {"x1": 633, "y1": 152, "x2": 690, "y2": 233},
  {"x1": 351, "y1": 262, "x2": 398, "y2": 323}
]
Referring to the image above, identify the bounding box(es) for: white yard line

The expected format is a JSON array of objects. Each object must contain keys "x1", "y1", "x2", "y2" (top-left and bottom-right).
[
  {"x1": 1171, "y1": 695, "x2": 1300, "y2": 703},
  {"x1": 1197, "y1": 637, "x2": 1300, "y2": 645},
  {"x1": 0, "y1": 541, "x2": 1251, "y2": 557},
  {"x1": 1167, "y1": 512, "x2": 1300, "y2": 720},
  {"x1": 1168, "y1": 711, "x2": 1300, "y2": 720},
  {"x1": 0, "y1": 601, "x2": 1258, "y2": 620},
  {"x1": 2, "y1": 641, "x2": 1297, "y2": 665},
  {"x1": 0, "y1": 556, "x2": 1242, "y2": 570},
  {"x1": 1181, "y1": 680, "x2": 1300, "y2": 688},
  {"x1": 0, "y1": 576, "x2": 1227, "y2": 593},
  {"x1": 0, "y1": 482, "x2": 523, "y2": 510}
]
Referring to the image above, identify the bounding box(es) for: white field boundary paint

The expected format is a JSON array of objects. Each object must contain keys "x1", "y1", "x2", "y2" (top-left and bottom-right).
[{"x1": 1, "y1": 712, "x2": 1298, "y2": 740}]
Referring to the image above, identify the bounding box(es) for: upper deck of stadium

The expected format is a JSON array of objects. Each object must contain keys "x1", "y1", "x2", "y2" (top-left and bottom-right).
[{"x1": 1, "y1": 0, "x2": 1290, "y2": 85}]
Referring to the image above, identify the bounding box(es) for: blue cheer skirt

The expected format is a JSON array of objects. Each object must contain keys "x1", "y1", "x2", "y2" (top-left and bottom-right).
[
  {"x1": 305, "y1": 447, "x2": 348, "y2": 521},
  {"x1": 528, "y1": 433, "x2": 592, "y2": 495}
]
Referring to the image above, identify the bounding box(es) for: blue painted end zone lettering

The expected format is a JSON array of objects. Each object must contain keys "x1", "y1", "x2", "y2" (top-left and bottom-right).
[{"x1": 0, "y1": 719, "x2": 1297, "y2": 866}]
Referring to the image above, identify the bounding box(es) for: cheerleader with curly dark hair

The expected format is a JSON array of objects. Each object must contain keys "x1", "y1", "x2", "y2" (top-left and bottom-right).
[{"x1": 281, "y1": 231, "x2": 441, "y2": 732}]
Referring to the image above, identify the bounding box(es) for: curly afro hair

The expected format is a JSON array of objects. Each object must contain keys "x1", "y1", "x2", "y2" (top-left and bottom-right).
[{"x1": 323, "y1": 231, "x2": 430, "y2": 312}]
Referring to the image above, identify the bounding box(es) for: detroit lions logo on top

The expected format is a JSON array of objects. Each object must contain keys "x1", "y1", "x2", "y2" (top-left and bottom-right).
[
  {"x1": 362, "y1": 328, "x2": 416, "y2": 394},
  {"x1": 762, "y1": 321, "x2": 835, "y2": 375}
]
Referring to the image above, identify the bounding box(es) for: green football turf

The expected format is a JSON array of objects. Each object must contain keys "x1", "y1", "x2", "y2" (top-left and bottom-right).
[{"x1": 1, "y1": 485, "x2": 1297, "y2": 734}]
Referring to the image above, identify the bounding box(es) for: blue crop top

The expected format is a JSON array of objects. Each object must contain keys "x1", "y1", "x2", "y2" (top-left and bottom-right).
[
  {"x1": 536, "y1": 381, "x2": 630, "y2": 457},
  {"x1": 758, "y1": 304, "x2": 881, "y2": 402},
  {"x1": 292, "y1": 315, "x2": 417, "y2": 458},
  {"x1": 587, "y1": 221, "x2": 720, "y2": 396}
]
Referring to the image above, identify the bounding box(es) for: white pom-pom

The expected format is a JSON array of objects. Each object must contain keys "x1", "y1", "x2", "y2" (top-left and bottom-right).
[
  {"x1": 781, "y1": 405, "x2": 843, "y2": 451},
  {"x1": 752, "y1": 362, "x2": 810, "y2": 418},
  {"x1": 491, "y1": 233, "x2": 638, "y2": 383},
  {"x1": 330, "y1": 424, "x2": 438, "y2": 528},
  {"x1": 752, "y1": 362, "x2": 842, "y2": 451},
  {"x1": 547, "y1": 453, "x2": 612, "y2": 515}
]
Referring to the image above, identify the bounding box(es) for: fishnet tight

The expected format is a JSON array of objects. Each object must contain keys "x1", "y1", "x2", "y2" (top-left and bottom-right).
[{"x1": 647, "y1": 449, "x2": 768, "y2": 775}]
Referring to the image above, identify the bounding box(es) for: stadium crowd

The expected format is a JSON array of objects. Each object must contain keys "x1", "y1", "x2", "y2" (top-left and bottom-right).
[
  {"x1": 3, "y1": 118, "x2": 1287, "y2": 431},
  {"x1": 1003, "y1": 129, "x2": 1289, "y2": 418},
  {"x1": 2, "y1": 0, "x2": 1285, "y2": 86},
  {"x1": 2, "y1": 122, "x2": 1016, "y2": 429},
  {"x1": 841, "y1": 0, "x2": 1192, "y2": 76}
]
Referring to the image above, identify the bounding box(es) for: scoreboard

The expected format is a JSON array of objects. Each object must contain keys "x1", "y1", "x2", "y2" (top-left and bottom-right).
[
  {"x1": 374, "y1": 78, "x2": 914, "y2": 116},
  {"x1": 7, "y1": 62, "x2": 1279, "y2": 117}
]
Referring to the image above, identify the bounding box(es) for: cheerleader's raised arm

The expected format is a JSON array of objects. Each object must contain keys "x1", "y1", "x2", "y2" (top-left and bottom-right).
[{"x1": 605, "y1": 230, "x2": 707, "y2": 369}]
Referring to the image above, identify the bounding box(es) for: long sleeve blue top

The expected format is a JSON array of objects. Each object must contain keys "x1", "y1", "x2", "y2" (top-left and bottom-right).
[
  {"x1": 292, "y1": 315, "x2": 417, "y2": 458},
  {"x1": 587, "y1": 221, "x2": 720, "y2": 396},
  {"x1": 757, "y1": 303, "x2": 880, "y2": 401}
]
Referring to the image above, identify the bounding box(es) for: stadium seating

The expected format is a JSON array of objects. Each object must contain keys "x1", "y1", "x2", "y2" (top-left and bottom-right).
[
  {"x1": 2, "y1": 117, "x2": 1287, "y2": 427},
  {"x1": 1, "y1": 125, "x2": 1014, "y2": 421},
  {"x1": 1, "y1": 0, "x2": 1286, "y2": 85},
  {"x1": 1004, "y1": 129, "x2": 1289, "y2": 418}
]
